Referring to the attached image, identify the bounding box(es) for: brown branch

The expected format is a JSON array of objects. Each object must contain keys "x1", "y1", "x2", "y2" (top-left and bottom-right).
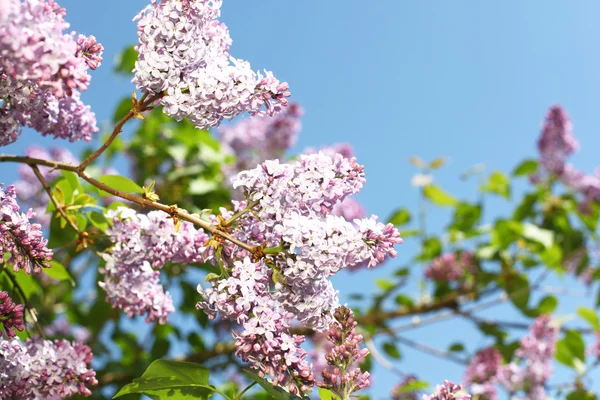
[
  {"x1": 78, "y1": 92, "x2": 160, "y2": 171},
  {"x1": 2, "y1": 267, "x2": 45, "y2": 338},
  {"x1": 0, "y1": 155, "x2": 255, "y2": 253}
]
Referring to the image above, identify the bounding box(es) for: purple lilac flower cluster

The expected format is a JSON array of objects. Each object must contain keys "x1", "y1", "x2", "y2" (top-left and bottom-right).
[
  {"x1": 220, "y1": 103, "x2": 303, "y2": 177},
  {"x1": 589, "y1": 332, "x2": 600, "y2": 358},
  {"x1": 14, "y1": 145, "x2": 78, "y2": 226},
  {"x1": 193, "y1": 153, "x2": 401, "y2": 394},
  {"x1": 425, "y1": 251, "x2": 476, "y2": 282},
  {"x1": 0, "y1": 0, "x2": 102, "y2": 146},
  {"x1": 316, "y1": 306, "x2": 371, "y2": 398},
  {"x1": 0, "y1": 184, "x2": 53, "y2": 274},
  {"x1": 45, "y1": 316, "x2": 91, "y2": 343},
  {"x1": 0, "y1": 291, "x2": 24, "y2": 337},
  {"x1": 497, "y1": 315, "x2": 557, "y2": 400},
  {"x1": 133, "y1": 0, "x2": 290, "y2": 130},
  {"x1": 423, "y1": 381, "x2": 471, "y2": 400},
  {"x1": 0, "y1": 336, "x2": 97, "y2": 398},
  {"x1": 463, "y1": 347, "x2": 502, "y2": 400},
  {"x1": 100, "y1": 207, "x2": 209, "y2": 324},
  {"x1": 536, "y1": 105, "x2": 600, "y2": 213}
]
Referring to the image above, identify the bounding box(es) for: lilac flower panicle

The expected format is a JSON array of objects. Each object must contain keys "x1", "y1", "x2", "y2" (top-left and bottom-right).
[
  {"x1": 425, "y1": 251, "x2": 476, "y2": 282},
  {"x1": 220, "y1": 103, "x2": 303, "y2": 179},
  {"x1": 422, "y1": 381, "x2": 471, "y2": 400},
  {"x1": 133, "y1": 0, "x2": 290, "y2": 130},
  {"x1": 463, "y1": 347, "x2": 502, "y2": 400},
  {"x1": 0, "y1": 0, "x2": 102, "y2": 145},
  {"x1": 196, "y1": 155, "x2": 402, "y2": 394},
  {"x1": 0, "y1": 336, "x2": 97, "y2": 398},
  {"x1": 537, "y1": 105, "x2": 577, "y2": 175},
  {"x1": 0, "y1": 291, "x2": 24, "y2": 337},
  {"x1": 498, "y1": 315, "x2": 557, "y2": 400},
  {"x1": 589, "y1": 332, "x2": 600, "y2": 358},
  {"x1": 0, "y1": 184, "x2": 53, "y2": 274},
  {"x1": 316, "y1": 306, "x2": 371, "y2": 398},
  {"x1": 100, "y1": 208, "x2": 209, "y2": 323}
]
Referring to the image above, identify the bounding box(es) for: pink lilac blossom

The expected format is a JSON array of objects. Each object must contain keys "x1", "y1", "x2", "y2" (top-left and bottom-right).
[
  {"x1": 331, "y1": 197, "x2": 366, "y2": 221},
  {"x1": 196, "y1": 154, "x2": 402, "y2": 394},
  {"x1": 498, "y1": 315, "x2": 557, "y2": 400},
  {"x1": 0, "y1": 291, "x2": 24, "y2": 337},
  {"x1": 0, "y1": 336, "x2": 97, "y2": 398},
  {"x1": 0, "y1": 0, "x2": 102, "y2": 145},
  {"x1": 197, "y1": 257, "x2": 315, "y2": 396},
  {"x1": 463, "y1": 347, "x2": 502, "y2": 400},
  {"x1": 316, "y1": 306, "x2": 371, "y2": 398},
  {"x1": 535, "y1": 105, "x2": 600, "y2": 212},
  {"x1": 133, "y1": 0, "x2": 290, "y2": 130},
  {"x1": 220, "y1": 103, "x2": 303, "y2": 178},
  {"x1": 0, "y1": 184, "x2": 53, "y2": 274},
  {"x1": 15, "y1": 145, "x2": 78, "y2": 226},
  {"x1": 425, "y1": 252, "x2": 475, "y2": 282},
  {"x1": 423, "y1": 381, "x2": 471, "y2": 400},
  {"x1": 100, "y1": 207, "x2": 209, "y2": 323}
]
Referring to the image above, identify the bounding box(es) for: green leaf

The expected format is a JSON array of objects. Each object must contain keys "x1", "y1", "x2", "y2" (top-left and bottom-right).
[
  {"x1": 318, "y1": 388, "x2": 342, "y2": 400},
  {"x1": 577, "y1": 307, "x2": 600, "y2": 330},
  {"x1": 387, "y1": 208, "x2": 411, "y2": 226},
  {"x1": 423, "y1": 185, "x2": 458, "y2": 206},
  {"x1": 61, "y1": 171, "x2": 83, "y2": 194},
  {"x1": 98, "y1": 175, "x2": 144, "y2": 194},
  {"x1": 375, "y1": 279, "x2": 395, "y2": 291},
  {"x1": 505, "y1": 273, "x2": 530, "y2": 313},
  {"x1": 382, "y1": 342, "x2": 401, "y2": 359},
  {"x1": 88, "y1": 211, "x2": 109, "y2": 232},
  {"x1": 512, "y1": 159, "x2": 538, "y2": 177},
  {"x1": 429, "y1": 157, "x2": 446, "y2": 170},
  {"x1": 112, "y1": 97, "x2": 132, "y2": 123},
  {"x1": 566, "y1": 390, "x2": 597, "y2": 400},
  {"x1": 396, "y1": 380, "x2": 429, "y2": 393},
  {"x1": 44, "y1": 261, "x2": 75, "y2": 287},
  {"x1": 189, "y1": 178, "x2": 218, "y2": 195},
  {"x1": 522, "y1": 223, "x2": 554, "y2": 248},
  {"x1": 113, "y1": 359, "x2": 216, "y2": 399},
  {"x1": 244, "y1": 370, "x2": 309, "y2": 400},
  {"x1": 555, "y1": 330, "x2": 586, "y2": 368},
  {"x1": 451, "y1": 202, "x2": 482, "y2": 233},
  {"x1": 114, "y1": 46, "x2": 138, "y2": 75},
  {"x1": 536, "y1": 295, "x2": 557, "y2": 314},
  {"x1": 448, "y1": 343, "x2": 465, "y2": 352},
  {"x1": 481, "y1": 171, "x2": 511, "y2": 199},
  {"x1": 13, "y1": 271, "x2": 40, "y2": 298}
]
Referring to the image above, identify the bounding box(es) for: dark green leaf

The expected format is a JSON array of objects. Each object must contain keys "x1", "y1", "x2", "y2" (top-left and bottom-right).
[
  {"x1": 98, "y1": 175, "x2": 144, "y2": 194},
  {"x1": 387, "y1": 208, "x2": 411, "y2": 226},
  {"x1": 114, "y1": 46, "x2": 138, "y2": 75},
  {"x1": 113, "y1": 359, "x2": 215, "y2": 399},
  {"x1": 382, "y1": 342, "x2": 401, "y2": 359}
]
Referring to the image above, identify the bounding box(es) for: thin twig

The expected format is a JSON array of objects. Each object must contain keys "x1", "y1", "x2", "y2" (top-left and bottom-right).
[
  {"x1": 2, "y1": 267, "x2": 45, "y2": 338},
  {"x1": 30, "y1": 165, "x2": 81, "y2": 234},
  {"x1": 395, "y1": 335, "x2": 468, "y2": 365}
]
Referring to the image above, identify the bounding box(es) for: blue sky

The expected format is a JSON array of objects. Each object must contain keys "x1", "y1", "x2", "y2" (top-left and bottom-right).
[{"x1": 2, "y1": 1, "x2": 600, "y2": 398}]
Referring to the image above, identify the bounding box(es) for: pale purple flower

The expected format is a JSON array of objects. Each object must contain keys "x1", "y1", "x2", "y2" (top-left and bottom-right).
[
  {"x1": 425, "y1": 252, "x2": 475, "y2": 282},
  {"x1": 133, "y1": 0, "x2": 290, "y2": 130},
  {"x1": 0, "y1": 336, "x2": 97, "y2": 398},
  {"x1": 463, "y1": 347, "x2": 502, "y2": 400},
  {"x1": 423, "y1": 381, "x2": 471, "y2": 400},
  {"x1": 0, "y1": 184, "x2": 53, "y2": 274},
  {"x1": 498, "y1": 315, "x2": 557, "y2": 400},
  {"x1": 100, "y1": 208, "x2": 209, "y2": 323},
  {"x1": 588, "y1": 332, "x2": 600, "y2": 358},
  {"x1": 537, "y1": 105, "x2": 577, "y2": 176},
  {"x1": 0, "y1": 0, "x2": 101, "y2": 145}
]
